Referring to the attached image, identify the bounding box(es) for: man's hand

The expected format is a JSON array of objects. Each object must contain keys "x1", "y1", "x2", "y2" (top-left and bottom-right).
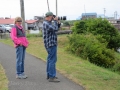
[
  {"x1": 58, "y1": 20, "x2": 61, "y2": 24},
  {"x1": 54, "y1": 17, "x2": 58, "y2": 21}
]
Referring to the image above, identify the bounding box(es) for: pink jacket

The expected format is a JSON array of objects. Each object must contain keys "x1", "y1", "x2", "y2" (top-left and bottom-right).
[{"x1": 10, "y1": 25, "x2": 29, "y2": 48}]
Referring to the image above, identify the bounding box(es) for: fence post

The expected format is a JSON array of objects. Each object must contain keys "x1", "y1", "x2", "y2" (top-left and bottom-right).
[{"x1": 0, "y1": 33, "x2": 2, "y2": 39}]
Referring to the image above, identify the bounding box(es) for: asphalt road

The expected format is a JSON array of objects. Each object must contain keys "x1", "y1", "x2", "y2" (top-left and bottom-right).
[{"x1": 0, "y1": 43, "x2": 84, "y2": 90}]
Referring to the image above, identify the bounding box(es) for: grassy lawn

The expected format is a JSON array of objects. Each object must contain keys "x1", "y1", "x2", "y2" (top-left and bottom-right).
[
  {"x1": 0, "y1": 35, "x2": 120, "y2": 90},
  {"x1": 0, "y1": 64, "x2": 8, "y2": 90}
]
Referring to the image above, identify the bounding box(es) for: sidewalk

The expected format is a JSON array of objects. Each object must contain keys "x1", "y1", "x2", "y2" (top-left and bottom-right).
[{"x1": 0, "y1": 43, "x2": 84, "y2": 90}]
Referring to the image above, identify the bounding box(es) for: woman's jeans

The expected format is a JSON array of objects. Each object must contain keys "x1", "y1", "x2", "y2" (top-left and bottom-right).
[
  {"x1": 16, "y1": 46, "x2": 26, "y2": 75},
  {"x1": 46, "y1": 45, "x2": 57, "y2": 78}
]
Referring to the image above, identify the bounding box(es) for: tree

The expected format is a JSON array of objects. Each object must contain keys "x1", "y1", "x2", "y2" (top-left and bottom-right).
[
  {"x1": 63, "y1": 21, "x2": 70, "y2": 27},
  {"x1": 72, "y1": 18, "x2": 120, "y2": 50}
]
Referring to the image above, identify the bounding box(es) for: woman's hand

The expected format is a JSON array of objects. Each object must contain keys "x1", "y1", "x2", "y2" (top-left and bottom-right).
[{"x1": 20, "y1": 43, "x2": 22, "y2": 46}]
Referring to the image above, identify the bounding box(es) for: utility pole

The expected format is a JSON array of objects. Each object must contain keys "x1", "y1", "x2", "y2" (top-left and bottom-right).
[
  {"x1": 114, "y1": 12, "x2": 116, "y2": 19},
  {"x1": 114, "y1": 11, "x2": 117, "y2": 19},
  {"x1": 116, "y1": 11, "x2": 118, "y2": 19},
  {"x1": 20, "y1": 0, "x2": 25, "y2": 30},
  {"x1": 84, "y1": 5, "x2": 86, "y2": 19},
  {"x1": 56, "y1": 0, "x2": 58, "y2": 16},
  {"x1": 47, "y1": 0, "x2": 50, "y2": 11},
  {"x1": 103, "y1": 8, "x2": 106, "y2": 19}
]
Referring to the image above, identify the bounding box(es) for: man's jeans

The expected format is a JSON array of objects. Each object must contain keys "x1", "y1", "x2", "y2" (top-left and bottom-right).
[
  {"x1": 46, "y1": 45, "x2": 57, "y2": 78},
  {"x1": 16, "y1": 46, "x2": 26, "y2": 75}
]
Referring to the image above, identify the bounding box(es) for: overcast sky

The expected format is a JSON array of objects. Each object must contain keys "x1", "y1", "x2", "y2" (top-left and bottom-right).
[{"x1": 0, "y1": 0, "x2": 120, "y2": 20}]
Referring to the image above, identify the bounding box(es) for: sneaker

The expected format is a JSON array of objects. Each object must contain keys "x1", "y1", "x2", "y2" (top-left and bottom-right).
[
  {"x1": 47, "y1": 76, "x2": 49, "y2": 80},
  {"x1": 21, "y1": 73, "x2": 28, "y2": 78},
  {"x1": 16, "y1": 74, "x2": 27, "y2": 79},
  {"x1": 54, "y1": 77, "x2": 58, "y2": 79},
  {"x1": 16, "y1": 75, "x2": 22, "y2": 79},
  {"x1": 48, "y1": 77, "x2": 60, "y2": 82},
  {"x1": 47, "y1": 76, "x2": 58, "y2": 80}
]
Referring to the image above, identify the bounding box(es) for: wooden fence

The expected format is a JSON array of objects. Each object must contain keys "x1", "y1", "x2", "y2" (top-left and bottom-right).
[{"x1": 0, "y1": 33, "x2": 10, "y2": 39}]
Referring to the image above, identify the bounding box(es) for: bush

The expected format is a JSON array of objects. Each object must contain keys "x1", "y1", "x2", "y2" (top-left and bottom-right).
[
  {"x1": 113, "y1": 62, "x2": 120, "y2": 72},
  {"x1": 67, "y1": 34, "x2": 116, "y2": 67},
  {"x1": 63, "y1": 21, "x2": 70, "y2": 27},
  {"x1": 72, "y1": 18, "x2": 120, "y2": 51},
  {"x1": 72, "y1": 20, "x2": 87, "y2": 34}
]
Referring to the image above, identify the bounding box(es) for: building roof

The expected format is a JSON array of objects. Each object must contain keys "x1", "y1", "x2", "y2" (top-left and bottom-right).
[
  {"x1": 26, "y1": 20, "x2": 38, "y2": 24},
  {"x1": 0, "y1": 19, "x2": 38, "y2": 24},
  {"x1": 82, "y1": 13, "x2": 97, "y2": 16},
  {"x1": 0, "y1": 18, "x2": 14, "y2": 24}
]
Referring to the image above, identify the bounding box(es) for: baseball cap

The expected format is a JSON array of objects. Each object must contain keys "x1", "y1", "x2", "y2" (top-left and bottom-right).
[{"x1": 45, "y1": 12, "x2": 53, "y2": 17}]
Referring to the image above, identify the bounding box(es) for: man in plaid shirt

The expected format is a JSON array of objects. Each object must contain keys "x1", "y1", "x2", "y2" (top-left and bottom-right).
[{"x1": 42, "y1": 11, "x2": 60, "y2": 82}]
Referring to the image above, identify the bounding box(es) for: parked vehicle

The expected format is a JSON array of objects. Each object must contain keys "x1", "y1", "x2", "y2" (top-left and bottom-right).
[
  {"x1": 0, "y1": 24, "x2": 6, "y2": 33},
  {"x1": 28, "y1": 24, "x2": 35, "y2": 30},
  {"x1": 9, "y1": 24, "x2": 14, "y2": 27},
  {"x1": 5, "y1": 25, "x2": 12, "y2": 33}
]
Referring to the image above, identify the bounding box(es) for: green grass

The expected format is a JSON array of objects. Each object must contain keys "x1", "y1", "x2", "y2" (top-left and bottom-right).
[
  {"x1": 0, "y1": 64, "x2": 8, "y2": 90},
  {"x1": 0, "y1": 35, "x2": 120, "y2": 90}
]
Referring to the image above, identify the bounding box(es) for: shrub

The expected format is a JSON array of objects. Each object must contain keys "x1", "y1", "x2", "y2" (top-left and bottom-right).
[
  {"x1": 67, "y1": 34, "x2": 116, "y2": 67},
  {"x1": 72, "y1": 20, "x2": 87, "y2": 34},
  {"x1": 63, "y1": 21, "x2": 70, "y2": 27},
  {"x1": 72, "y1": 18, "x2": 120, "y2": 51},
  {"x1": 113, "y1": 62, "x2": 120, "y2": 72}
]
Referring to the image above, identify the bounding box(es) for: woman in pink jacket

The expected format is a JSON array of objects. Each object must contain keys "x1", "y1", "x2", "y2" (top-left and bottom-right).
[{"x1": 10, "y1": 17, "x2": 29, "y2": 79}]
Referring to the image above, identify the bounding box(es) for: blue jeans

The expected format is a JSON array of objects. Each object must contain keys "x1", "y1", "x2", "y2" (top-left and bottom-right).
[
  {"x1": 16, "y1": 46, "x2": 26, "y2": 75},
  {"x1": 46, "y1": 45, "x2": 57, "y2": 78}
]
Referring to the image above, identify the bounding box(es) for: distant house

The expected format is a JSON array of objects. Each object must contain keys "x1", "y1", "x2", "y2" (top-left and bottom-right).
[
  {"x1": 26, "y1": 20, "x2": 38, "y2": 30},
  {"x1": 0, "y1": 18, "x2": 28, "y2": 30},
  {"x1": 0, "y1": 18, "x2": 14, "y2": 24},
  {"x1": 103, "y1": 17, "x2": 120, "y2": 30},
  {"x1": 107, "y1": 19, "x2": 120, "y2": 24},
  {"x1": 109, "y1": 19, "x2": 120, "y2": 30},
  {"x1": 34, "y1": 16, "x2": 44, "y2": 30},
  {"x1": 81, "y1": 13, "x2": 97, "y2": 20},
  {"x1": 105, "y1": 17, "x2": 114, "y2": 20},
  {"x1": 104, "y1": 17, "x2": 116, "y2": 23},
  {"x1": 0, "y1": 18, "x2": 41, "y2": 30},
  {"x1": 34, "y1": 16, "x2": 44, "y2": 21}
]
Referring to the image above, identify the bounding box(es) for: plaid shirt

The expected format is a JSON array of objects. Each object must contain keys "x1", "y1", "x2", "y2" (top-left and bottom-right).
[{"x1": 42, "y1": 20, "x2": 58, "y2": 48}]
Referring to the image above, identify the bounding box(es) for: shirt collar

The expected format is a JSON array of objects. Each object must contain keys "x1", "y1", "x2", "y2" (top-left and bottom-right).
[{"x1": 15, "y1": 24, "x2": 23, "y2": 29}]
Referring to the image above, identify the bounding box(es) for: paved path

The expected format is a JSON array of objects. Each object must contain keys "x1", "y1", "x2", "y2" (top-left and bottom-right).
[{"x1": 0, "y1": 43, "x2": 84, "y2": 90}]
